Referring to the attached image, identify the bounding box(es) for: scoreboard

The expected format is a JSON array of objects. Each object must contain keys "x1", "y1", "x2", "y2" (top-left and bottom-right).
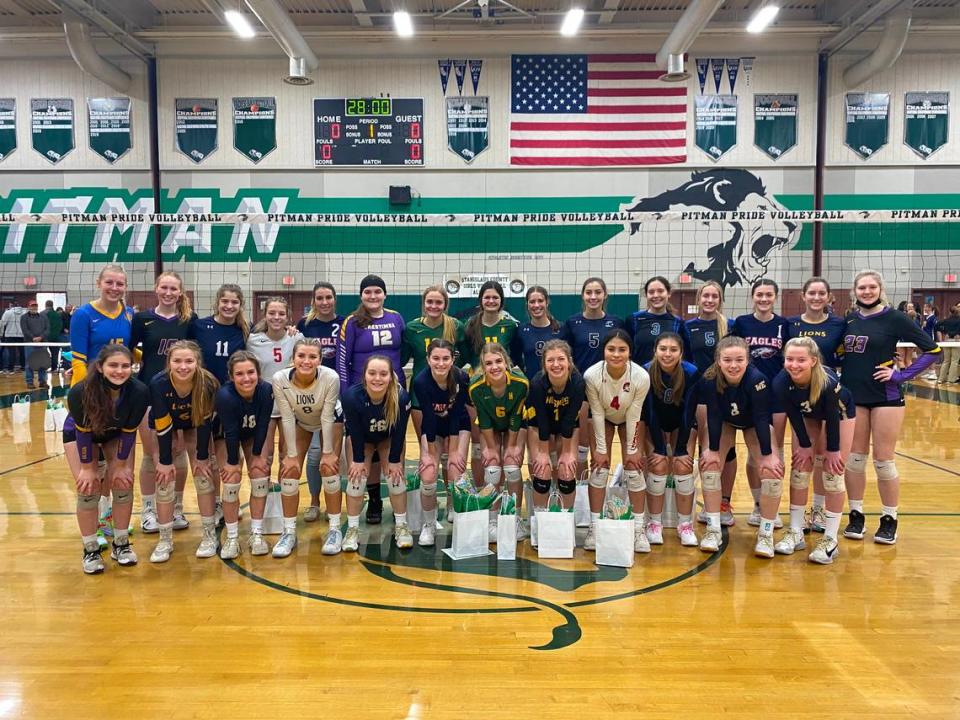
[{"x1": 314, "y1": 98, "x2": 424, "y2": 167}]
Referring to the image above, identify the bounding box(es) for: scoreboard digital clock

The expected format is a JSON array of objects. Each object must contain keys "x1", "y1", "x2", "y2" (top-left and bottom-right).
[{"x1": 314, "y1": 97, "x2": 424, "y2": 167}]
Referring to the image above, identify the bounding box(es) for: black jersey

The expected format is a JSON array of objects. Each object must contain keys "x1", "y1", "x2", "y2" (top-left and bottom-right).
[
  {"x1": 149, "y1": 372, "x2": 216, "y2": 463},
  {"x1": 643, "y1": 360, "x2": 699, "y2": 456},
  {"x1": 66, "y1": 377, "x2": 149, "y2": 463},
  {"x1": 214, "y1": 381, "x2": 274, "y2": 465},
  {"x1": 526, "y1": 370, "x2": 586, "y2": 441},
  {"x1": 189, "y1": 316, "x2": 246, "y2": 384},
  {"x1": 627, "y1": 311, "x2": 690, "y2": 366},
  {"x1": 560, "y1": 313, "x2": 625, "y2": 373},
  {"x1": 130, "y1": 310, "x2": 194, "y2": 381},
  {"x1": 341, "y1": 383, "x2": 411, "y2": 463},
  {"x1": 698, "y1": 366, "x2": 773, "y2": 455},
  {"x1": 841, "y1": 307, "x2": 941, "y2": 405},
  {"x1": 412, "y1": 367, "x2": 470, "y2": 443},
  {"x1": 732, "y1": 313, "x2": 789, "y2": 382},
  {"x1": 296, "y1": 315, "x2": 344, "y2": 370},
  {"x1": 785, "y1": 314, "x2": 846, "y2": 368},
  {"x1": 516, "y1": 323, "x2": 563, "y2": 378},
  {"x1": 772, "y1": 368, "x2": 854, "y2": 452},
  {"x1": 685, "y1": 317, "x2": 735, "y2": 374}
]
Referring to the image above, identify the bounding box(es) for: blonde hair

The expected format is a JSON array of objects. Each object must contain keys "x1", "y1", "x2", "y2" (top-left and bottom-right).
[
  {"x1": 480, "y1": 342, "x2": 512, "y2": 380},
  {"x1": 696, "y1": 281, "x2": 728, "y2": 340},
  {"x1": 703, "y1": 336, "x2": 749, "y2": 393},
  {"x1": 362, "y1": 355, "x2": 400, "y2": 429},
  {"x1": 155, "y1": 271, "x2": 192, "y2": 323},
  {"x1": 251, "y1": 296, "x2": 289, "y2": 333},
  {"x1": 850, "y1": 269, "x2": 890, "y2": 309},
  {"x1": 540, "y1": 339, "x2": 573, "y2": 379},
  {"x1": 421, "y1": 285, "x2": 459, "y2": 344},
  {"x1": 215, "y1": 284, "x2": 249, "y2": 338},
  {"x1": 164, "y1": 340, "x2": 219, "y2": 426},
  {"x1": 783, "y1": 337, "x2": 827, "y2": 406}
]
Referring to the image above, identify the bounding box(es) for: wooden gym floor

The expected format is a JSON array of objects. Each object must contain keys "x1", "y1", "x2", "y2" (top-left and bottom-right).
[{"x1": 0, "y1": 372, "x2": 958, "y2": 719}]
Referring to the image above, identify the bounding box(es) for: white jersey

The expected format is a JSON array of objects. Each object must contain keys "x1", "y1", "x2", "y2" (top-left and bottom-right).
[
  {"x1": 584, "y1": 360, "x2": 650, "y2": 455},
  {"x1": 247, "y1": 331, "x2": 304, "y2": 380},
  {"x1": 272, "y1": 366, "x2": 340, "y2": 456}
]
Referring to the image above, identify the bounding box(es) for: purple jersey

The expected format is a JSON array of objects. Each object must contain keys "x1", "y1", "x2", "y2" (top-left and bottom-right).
[{"x1": 337, "y1": 309, "x2": 406, "y2": 387}]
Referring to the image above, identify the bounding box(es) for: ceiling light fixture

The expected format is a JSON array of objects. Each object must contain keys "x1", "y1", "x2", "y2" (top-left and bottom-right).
[
  {"x1": 561, "y1": 8, "x2": 584, "y2": 36},
  {"x1": 393, "y1": 11, "x2": 414, "y2": 37},
  {"x1": 224, "y1": 10, "x2": 256, "y2": 39},
  {"x1": 746, "y1": 3, "x2": 779, "y2": 33}
]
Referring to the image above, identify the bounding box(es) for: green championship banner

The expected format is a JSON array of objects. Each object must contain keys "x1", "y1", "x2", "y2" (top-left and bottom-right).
[
  {"x1": 845, "y1": 92, "x2": 889, "y2": 160},
  {"x1": 904, "y1": 91, "x2": 949, "y2": 159},
  {"x1": 446, "y1": 96, "x2": 488, "y2": 163},
  {"x1": 695, "y1": 95, "x2": 737, "y2": 161},
  {"x1": 175, "y1": 98, "x2": 218, "y2": 163},
  {"x1": 88, "y1": 97, "x2": 132, "y2": 164},
  {"x1": 0, "y1": 99, "x2": 15, "y2": 161},
  {"x1": 233, "y1": 97, "x2": 276, "y2": 163},
  {"x1": 31, "y1": 98, "x2": 74, "y2": 164},
  {"x1": 754, "y1": 94, "x2": 797, "y2": 160}
]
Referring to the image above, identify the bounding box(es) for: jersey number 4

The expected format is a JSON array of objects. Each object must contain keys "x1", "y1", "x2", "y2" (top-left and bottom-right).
[{"x1": 610, "y1": 396, "x2": 620, "y2": 410}]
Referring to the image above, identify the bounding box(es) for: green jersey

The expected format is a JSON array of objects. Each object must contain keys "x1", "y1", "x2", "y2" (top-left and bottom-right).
[
  {"x1": 460, "y1": 313, "x2": 520, "y2": 371},
  {"x1": 401, "y1": 316, "x2": 465, "y2": 407},
  {"x1": 469, "y1": 368, "x2": 529, "y2": 433}
]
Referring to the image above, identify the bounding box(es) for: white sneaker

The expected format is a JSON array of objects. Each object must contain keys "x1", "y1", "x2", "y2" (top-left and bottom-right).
[
  {"x1": 646, "y1": 520, "x2": 664, "y2": 545},
  {"x1": 754, "y1": 533, "x2": 775, "y2": 559},
  {"x1": 583, "y1": 523, "x2": 596, "y2": 550},
  {"x1": 140, "y1": 507, "x2": 159, "y2": 534},
  {"x1": 248, "y1": 532, "x2": 270, "y2": 556},
  {"x1": 196, "y1": 526, "x2": 218, "y2": 558},
  {"x1": 303, "y1": 505, "x2": 321, "y2": 522},
  {"x1": 809, "y1": 536, "x2": 840, "y2": 565},
  {"x1": 808, "y1": 505, "x2": 826, "y2": 534},
  {"x1": 748, "y1": 507, "x2": 783, "y2": 528},
  {"x1": 110, "y1": 541, "x2": 138, "y2": 566},
  {"x1": 172, "y1": 505, "x2": 189, "y2": 530},
  {"x1": 322, "y1": 527, "x2": 343, "y2": 555},
  {"x1": 488, "y1": 518, "x2": 498, "y2": 544},
  {"x1": 394, "y1": 522, "x2": 414, "y2": 549},
  {"x1": 774, "y1": 528, "x2": 806, "y2": 555},
  {"x1": 82, "y1": 543, "x2": 105, "y2": 574},
  {"x1": 342, "y1": 526, "x2": 360, "y2": 552},
  {"x1": 272, "y1": 531, "x2": 297, "y2": 558},
  {"x1": 150, "y1": 538, "x2": 174, "y2": 563},
  {"x1": 699, "y1": 527, "x2": 723, "y2": 553},
  {"x1": 219, "y1": 536, "x2": 240, "y2": 559},
  {"x1": 419, "y1": 522, "x2": 436, "y2": 547},
  {"x1": 634, "y1": 524, "x2": 651, "y2": 553},
  {"x1": 516, "y1": 517, "x2": 530, "y2": 541},
  {"x1": 677, "y1": 521, "x2": 698, "y2": 547}
]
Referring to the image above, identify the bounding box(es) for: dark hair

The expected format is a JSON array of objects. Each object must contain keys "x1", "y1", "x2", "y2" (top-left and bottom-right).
[
  {"x1": 751, "y1": 278, "x2": 780, "y2": 296},
  {"x1": 601, "y1": 328, "x2": 633, "y2": 356},
  {"x1": 648, "y1": 332, "x2": 685, "y2": 406},
  {"x1": 350, "y1": 281, "x2": 387, "y2": 330},
  {"x1": 466, "y1": 280, "x2": 505, "y2": 354},
  {"x1": 525, "y1": 285, "x2": 560, "y2": 332},
  {"x1": 644, "y1": 275, "x2": 676, "y2": 315},
  {"x1": 82, "y1": 344, "x2": 134, "y2": 435},
  {"x1": 307, "y1": 282, "x2": 337, "y2": 322},
  {"x1": 581, "y1": 276, "x2": 609, "y2": 312},
  {"x1": 227, "y1": 350, "x2": 261, "y2": 380},
  {"x1": 427, "y1": 338, "x2": 460, "y2": 407},
  {"x1": 802, "y1": 276, "x2": 831, "y2": 294}
]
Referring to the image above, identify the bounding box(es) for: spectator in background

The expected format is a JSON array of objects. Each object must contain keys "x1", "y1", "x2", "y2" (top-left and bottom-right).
[
  {"x1": 20, "y1": 300, "x2": 49, "y2": 388},
  {"x1": 44, "y1": 300, "x2": 63, "y2": 371},
  {"x1": 1, "y1": 301, "x2": 25, "y2": 374}
]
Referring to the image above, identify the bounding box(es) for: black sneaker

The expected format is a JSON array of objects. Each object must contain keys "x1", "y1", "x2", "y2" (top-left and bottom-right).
[
  {"x1": 874, "y1": 514, "x2": 898, "y2": 545},
  {"x1": 365, "y1": 485, "x2": 383, "y2": 525},
  {"x1": 82, "y1": 545, "x2": 105, "y2": 575},
  {"x1": 843, "y1": 509, "x2": 865, "y2": 540},
  {"x1": 110, "y1": 540, "x2": 139, "y2": 566}
]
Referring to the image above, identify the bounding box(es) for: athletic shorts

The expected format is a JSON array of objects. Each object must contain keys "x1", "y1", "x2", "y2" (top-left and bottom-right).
[{"x1": 856, "y1": 398, "x2": 905, "y2": 409}]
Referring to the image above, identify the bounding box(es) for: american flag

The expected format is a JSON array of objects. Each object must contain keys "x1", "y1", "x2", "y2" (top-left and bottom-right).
[{"x1": 510, "y1": 54, "x2": 687, "y2": 166}]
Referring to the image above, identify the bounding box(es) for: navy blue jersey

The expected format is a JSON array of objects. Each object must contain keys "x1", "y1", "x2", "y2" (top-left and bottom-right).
[
  {"x1": 189, "y1": 316, "x2": 246, "y2": 384},
  {"x1": 643, "y1": 360, "x2": 699, "y2": 456},
  {"x1": 698, "y1": 366, "x2": 773, "y2": 455},
  {"x1": 732, "y1": 313, "x2": 789, "y2": 382},
  {"x1": 526, "y1": 370, "x2": 586, "y2": 441},
  {"x1": 786, "y1": 314, "x2": 846, "y2": 368},
  {"x1": 130, "y1": 310, "x2": 195, "y2": 382},
  {"x1": 214, "y1": 381, "x2": 273, "y2": 465},
  {"x1": 412, "y1": 367, "x2": 470, "y2": 443},
  {"x1": 149, "y1": 371, "x2": 216, "y2": 463},
  {"x1": 685, "y1": 317, "x2": 735, "y2": 374},
  {"x1": 296, "y1": 315, "x2": 344, "y2": 370},
  {"x1": 560, "y1": 313, "x2": 625, "y2": 374},
  {"x1": 342, "y1": 383, "x2": 411, "y2": 463},
  {"x1": 516, "y1": 323, "x2": 563, "y2": 378},
  {"x1": 772, "y1": 368, "x2": 854, "y2": 452},
  {"x1": 627, "y1": 311, "x2": 690, "y2": 366}
]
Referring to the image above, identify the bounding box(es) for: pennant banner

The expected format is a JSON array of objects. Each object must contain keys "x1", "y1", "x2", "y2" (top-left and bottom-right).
[
  {"x1": 31, "y1": 98, "x2": 74, "y2": 165},
  {"x1": 176, "y1": 98, "x2": 218, "y2": 164},
  {"x1": 469, "y1": 59, "x2": 483, "y2": 94},
  {"x1": 754, "y1": 93, "x2": 797, "y2": 160},
  {"x1": 0, "y1": 99, "x2": 16, "y2": 161},
  {"x1": 904, "y1": 91, "x2": 949, "y2": 159},
  {"x1": 447, "y1": 96, "x2": 489, "y2": 163},
  {"x1": 438, "y1": 59, "x2": 452, "y2": 94},
  {"x1": 725, "y1": 58, "x2": 740, "y2": 94},
  {"x1": 695, "y1": 59, "x2": 709, "y2": 94},
  {"x1": 742, "y1": 57, "x2": 755, "y2": 86},
  {"x1": 710, "y1": 58, "x2": 725, "y2": 93},
  {"x1": 845, "y1": 92, "x2": 889, "y2": 160},
  {"x1": 695, "y1": 94, "x2": 737, "y2": 161},
  {"x1": 453, "y1": 60, "x2": 467, "y2": 95},
  {"x1": 88, "y1": 97, "x2": 132, "y2": 164},
  {"x1": 233, "y1": 96, "x2": 276, "y2": 163}
]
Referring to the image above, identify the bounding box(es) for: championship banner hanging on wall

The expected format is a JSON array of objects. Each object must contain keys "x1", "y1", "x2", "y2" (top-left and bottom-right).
[
  {"x1": 754, "y1": 93, "x2": 797, "y2": 160},
  {"x1": 175, "y1": 98, "x2": 218, "y2": 163},
  {"x1": 31, "y1": 98, "x2": 74, "y2": 164},
  {"x1": 447, "y1": 96, "x2": 488, "y2": 163},
  {"x1": 845, "y1": 92, "x2": 889, "y2": 160},
  {"x1": 695, "y1": 95, "x2": 737, "y2": 161},
  {"x1": 904, "y1": 91, "x2": 949, "y2": 159},
  {"x1": 233, "y1": 97, "x2": 276, "y2": 163},
  {"x1": 0, "y1": 99, "x2": 15, "y2": 161},
  {"x1": 88, "y1": 97, "x2": 132, "y2": 164}
]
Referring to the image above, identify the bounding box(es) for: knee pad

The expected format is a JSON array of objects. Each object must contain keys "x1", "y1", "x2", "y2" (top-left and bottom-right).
[
  {"x1": 140, "y1": 454, "x2": 155, "y2": 475},
  {"x1": 503, "y1": 465, "x2": 521, "y2": 484},
  {"x1": 345, "y1": 476, "x2": 366, "y2": 498},
  {"x1": 588, "y1": 468, "x2": 609, "y2": 489},
  {"x1": 471, "y1": 444, "x2": 481, "y2": 461},
  {"x1": 249, "y1": 477, "x2": 269, "y2": 499},
  {"x1": 532, "y1": 477, "x2": 551, "y2": 495},
  {"x1": 174, "y1": 452, "x2": 189, "y2": 474},
  {"x1": 558, "y1": 478, "x2": 576, "y2": 496},
  {"x1": 322, "y1": 475, "x2": 341, "y2": 494},
  {"x1": 222, "y1": 482, "x2": 241, "y2": 503},
  {"x1": 814, "y1": 455, "x2": 825, "y2": 469},
  {"x1": 280, "y1": 477, "x2": 299, "y2": 497},
  {"x1": 625, "y1": 469, "x2": 646, "y2": 493},
  {"x1": 646, "y1": 473, "x2": 667, "y2": 497},
  {"x1": 387, "y1": 474, "x2": 405, "y2": 496},
  {"x1": 760, "y1": 477, "x2": 783, "y2": 498},
  {"x1": 77, "y1": 493, "x2": 99, "y2": 511},
  {"x1": 577, "y1": 446, "x2": 589, "y2": 464},
  {"x1": 421, "y1": 481, "x2": 437, "y2": 498},
  {"x1": 194, "y1": 474, "x2": 215, "y2": 496},
  {"x1": 156, "y1": 482, "x2": 176, "y2": 503},
  {"x1": 725, "y1": 448, "x2": 737, "y2": 464},
  {"x1": 483, "y1": 466, "x2": 502, "y2": 486},
  {"x1": 112, "y1": 488, "x2": 133, "y2": 505},
  {"x1": 874, "y1": 459, "x2": 898, "y2": 481},
  {"x1": 847, "y1": 453, "x2": 868, "y2": 473},
  {"x1": 701, "y1": 470, "x2": 722, "y2": 492},
  {"x1": 674, "y1": 473, "x2": 695, "y2": 496},
  {"x1": 790, "y1": 469, "x2": 811, "y2": 490},
  {"x1": 822, "y1": 472, "x2": 846, "y2": 493}
]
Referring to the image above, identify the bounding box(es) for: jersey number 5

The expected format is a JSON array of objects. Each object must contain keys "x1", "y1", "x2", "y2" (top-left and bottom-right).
[{"x1": 273, "y1": 347, "x2": 283, "y2": 363}]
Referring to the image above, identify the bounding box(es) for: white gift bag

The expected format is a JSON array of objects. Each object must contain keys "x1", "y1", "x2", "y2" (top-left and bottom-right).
[
  {"x1": 262, "y1": 484, "x2": 284, "y2": 535},
  {"x1": 442, "y1": 508, "x2": 491, "y2": 560},
  {"x1": 406, "y1": 487, "x2": 424, "y2": 532},
  {"x1": 536, "y1": 510, "x2": 576, "y2": 559},
  {"x1": 573, "y1": 481, "x2": 591, "y2": 527},
  {"x1": 12, "y1": 394, "x2": 31, "y2": 425},
  {"x1": 43, "y1": 402, "x2": 56, "y2": 432},
  {"x1": 595, "y1": 518, "x2": 635, "y2": 568},
  {"x1": 53, "y1": 403, "x2": 69, "y2": 431},
  {"x1": 497, "y1": 514, "x2": 517, "y2": 560}
]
